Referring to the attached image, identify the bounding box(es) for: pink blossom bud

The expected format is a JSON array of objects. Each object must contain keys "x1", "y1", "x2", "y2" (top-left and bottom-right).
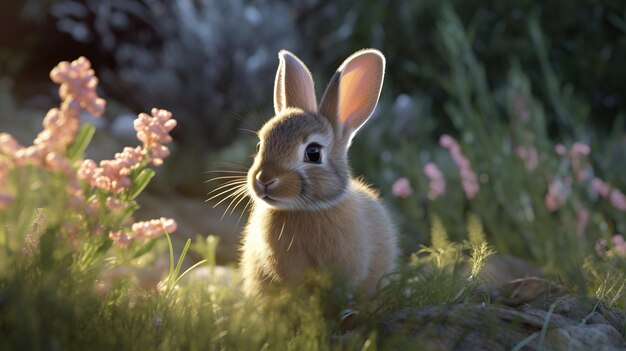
[
  {"x1": 610, "y1": 189, "x2": 626, "y2": 212},
  {"x1": 555, "y1": 144, "x2": 567, "y2": 156},
  {"x1": 612, "y1": 234, "x2": 626, "y2": 254},
  {"x1": 391, "y1": 177, "x2": 413, "y2": 198},
  {"x1": 591, "y1": 178, "x2": 610, "y2": 198},
  {"x1": 439, "y1": 134, "x2": 456, "y2": 149},
  {"x1": 109, "y1": 230, "x2": 132, "y2": 248},
  {"x1": 0, "y1": 133, "x2": 23, "y2": 155},
  {"x1": 571, "y1": 142, "x2": 590, "y2": 156}
]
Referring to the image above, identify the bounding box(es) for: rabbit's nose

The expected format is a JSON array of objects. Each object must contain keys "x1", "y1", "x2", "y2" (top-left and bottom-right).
[{"x1": 255, "y1": 171, "x2": 277, "y2": 192}]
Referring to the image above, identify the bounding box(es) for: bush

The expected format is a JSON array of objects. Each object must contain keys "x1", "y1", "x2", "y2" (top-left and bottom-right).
[{"x1": 349, "y1": 9, "x2": 626, "y2": 290}]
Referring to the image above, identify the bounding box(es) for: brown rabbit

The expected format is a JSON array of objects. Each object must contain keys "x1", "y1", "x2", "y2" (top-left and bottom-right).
[{"x1": 241, "y1": 49, "x2": 398, "y2": 297}]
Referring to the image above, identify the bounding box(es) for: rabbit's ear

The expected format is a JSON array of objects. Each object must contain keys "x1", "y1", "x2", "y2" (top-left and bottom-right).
[
  {"x1": 273, "y1": 50, "x2": 317, "y2": 115},
  {"x1": 319, "y1": 49, "x2": 385, "y2": 137}
]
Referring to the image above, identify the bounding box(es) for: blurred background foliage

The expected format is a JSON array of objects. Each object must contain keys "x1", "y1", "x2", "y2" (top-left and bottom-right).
[{"x1": 1, "y1": 0, "x2": 626, "y2": 284}]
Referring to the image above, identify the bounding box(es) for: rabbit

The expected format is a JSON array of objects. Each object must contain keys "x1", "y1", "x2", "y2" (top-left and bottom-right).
[{"x1": 240, "y1": 49, "x2": 398, "y2": 298}]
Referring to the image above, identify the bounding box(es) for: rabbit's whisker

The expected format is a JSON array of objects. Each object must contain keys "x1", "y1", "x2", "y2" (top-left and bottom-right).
[
  {"x1": 203, "y1": 175, "x2": 247, "y2": 183},
  {"x1": 206, "y1": 183, "x2": 246, "y2": 202},
  {"x1": 221, "y1": 187, "x2": 249, "y2": 220},
  {"x1": 207, "y1": 161, "x2": 249, "y2": 169},
  {"x1": 206, "y1": 180, "x2": 247, "y2": 196},
  {"x1": 213, "y1": 185, "x2": 248, "y2": 208},
  {"x1": 229, "y1": 189, "x2": 250, "y2": 216},
  {"x1": 202, "y1": 169, "x2": 248, "y2": 174}
]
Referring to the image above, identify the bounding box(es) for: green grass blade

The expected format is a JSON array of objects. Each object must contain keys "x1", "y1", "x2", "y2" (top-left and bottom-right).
[
  {"x1": 67, "y1": 124, "x2": 96, "y2": 160},
  {"x1": 174, "y1": 239, "x2": 192, "y2": 279},
  {"x1": 175, "y1": 259, "x2": 208, "y2": 285},
  {"x1": 127, "y1": 169, "x2": 155, "y2": 201}
]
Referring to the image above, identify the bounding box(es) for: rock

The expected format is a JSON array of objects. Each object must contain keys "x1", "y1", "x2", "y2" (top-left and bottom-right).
[{"x1": 381, "y1": 283, "x2": 626, "y2": 351}]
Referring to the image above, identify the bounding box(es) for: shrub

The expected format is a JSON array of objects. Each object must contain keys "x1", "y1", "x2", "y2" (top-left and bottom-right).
[{"x1": 0, "y1": 56, "x2": 178, "y2": 272}]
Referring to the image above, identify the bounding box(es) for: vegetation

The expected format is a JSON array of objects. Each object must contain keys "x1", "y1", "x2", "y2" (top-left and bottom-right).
[{"x1": 1, "y1": 1, "x2": 626, "y2": 349}]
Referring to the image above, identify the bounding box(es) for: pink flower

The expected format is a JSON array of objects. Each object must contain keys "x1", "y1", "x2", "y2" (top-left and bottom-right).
[
  {"x1": 610, "y1": 189, "x2": 626, "y2": 212},
  {"x1": 554, "y1": 144, "x2": 567, "y2": 156},
  {"x1": 134, "y1": 108, "x2": 176, "y2": 166},
  {"x1": 109, "y1": 230, "x2": 132, "y2": 248},
  {"x1": 545, "y1": 179, "x2": 569, "y2": 212},
  {"x1": 591, "y1": 178, "x2": 610, "y2": 198},
  {"x1": 439, "y1": 134, "x2": 458, "y2": 150},
  {"x1": 50, "y1": 56, "x2": 106, "y2": 117},
  {"x1": 45, "y1": 152, "x2": 73, "y2": 174},
  {"x1": 612, "y1": 234, "x2": 626, "y2": 254},
  {"x1": 391, "y1": 177, "x2": 413, "y2": 198},
  {"x1": 132, "y1": 217, "x2": 178, "y2": 241},
  {"x1": 515, "y1": 146, "x2": 539, "y2": 171},
  {"x1": 423, "y1": 163, "x2": 446, "y2": 199},
  {"x1": 105, "y1": 197, "x2": 125, "y2": 212},
  {"x1": 439, "y1": 135, "x2": 479, "y2": 200},
  {"x1": 570, "y1": 142, "x2": 590, "y2": 156},
  {"x1": 0, "y1": 133, "x2": 23, "y2": 155}
]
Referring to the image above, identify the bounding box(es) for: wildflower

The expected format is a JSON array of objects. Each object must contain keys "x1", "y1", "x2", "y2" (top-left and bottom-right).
[
  {"x1": 132, "y1": 217, "x2": 178, "y2": 241},
  {"x1": 0, "y1": 133, "x2": 23, "y2": 155},
  {"x1": 134, "y1": 108, "x2": 176, "y2": 166},
  {"x1": 545, "y1": 179, "x2": 569, "y2": 212},
  {"x1": 591, "y1": 178, "x2": 610, "y2": 198},
  {"x1": 515, "y1": 146, "x2": 539, "y2": 171},
  {"x1": 610, "y1": 189, "x2": 626, "y2": 212},
  {"x1": 105, "y1": 197, "x2": 125, "y2": 212},
  {"x1": 423, "y1": 163, "x2": 446, "y2": 199},
  {"x1": 570, "y1": 142, "x2": 590, "y2": 156},
  {"x1": 49, "y1": 56, "x2": 106, "y2": 117},
  {"x1": 391, "y1": 177, "x2": 413, "y2": 198},
  {"x1": 569, "y1": 142, "x2": 591, "y2": 181},
  {"x1": 109, "y1": 230, "x2": 132, "y2": 248},
  {"x1": 45, "y1": 152, "x2": 73, "y2": 174},
  {"x1": 612, "y1": 234, "x2": 626, "y2": 254},
  {"x1": 439, "y1": 134, "x2": 479, "y2": 200},
  {"x1": 554, "y1": 144, "x2": 567, "y2": 156},
  {"x1": 78, "y1": 156, "x2": 135, "y2": 193}
]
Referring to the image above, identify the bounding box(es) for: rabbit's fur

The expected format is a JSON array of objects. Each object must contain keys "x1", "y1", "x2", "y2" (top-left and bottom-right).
[{"x1": 241, "y1": 49, "x2": 398, "y2": 297}]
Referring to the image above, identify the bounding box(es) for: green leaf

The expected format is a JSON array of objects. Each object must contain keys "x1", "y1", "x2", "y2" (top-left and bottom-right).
[
  {"x1": 131, "y1": 239, "x2": 157, "y2": 260},
  {"x1": 67, "y1": 124, "x2": 96, "y2": 160},
  {"x1": 126, "y1": 169, "x2": 155, "y2": 200}
]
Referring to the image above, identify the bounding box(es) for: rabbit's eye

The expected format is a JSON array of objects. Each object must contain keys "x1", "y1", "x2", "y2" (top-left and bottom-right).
[{"x1": 304, "y1": 143, "x2": 322, "y2": 163}]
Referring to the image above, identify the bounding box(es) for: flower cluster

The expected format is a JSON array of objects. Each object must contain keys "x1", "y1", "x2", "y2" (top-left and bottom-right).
[
  {"x1": 439, "y1": 135, "x2": 479, "y2": 200},
  {"x1": 78, "y1": 146, "x2": 143, "y2": 193},
  {"x1": 15, "y1": 58, "x2": 106, "y2": 167},
  {"x1": 544, "y1": 178, "x2": 570, "y2": 212},
  {"x1": 612, "y1": 234, "x2": 626, "y2": 255},
  {"x1": 0, "y1": 56, "x2": 179, "y2": 260},
  {"x1": 109, "y1": 218, "x2": 177, "y2": 248},
  {"x1": 391, "y1": 177, "x2": 413, "y2": 198},
  {"x1": 515, "y1": 146, "x2": 539, "y2": 171},
  {"x1": 546, "y1": 142, "x2": 626, "y2": 214},
  {"x1": 591, "y1": 178, "x2": 626, "y2": 212},
  {"x1": 556, "y1": 142, "x2": 592, "y2": 181},
  {"x1": 50, "y1": 56, "x2": 106, "y2": 117},
  {"x1": 134, "y1": 109, "x2": 177, "y2": 166},
  {"x1": 423, "y1": 162, "x2": 446, "y2": 199}
]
